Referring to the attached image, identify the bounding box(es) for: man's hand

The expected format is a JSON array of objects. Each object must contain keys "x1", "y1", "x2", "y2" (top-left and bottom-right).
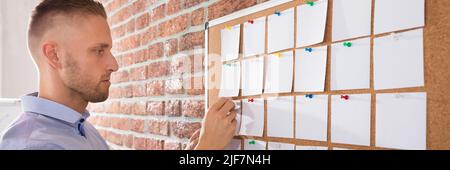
[
  {"x1": 185, "y1": 129, "x2": 200, "y2": 150},
  {"x1": 195, "y1": 98, "x2": 237, "y2": 150}
]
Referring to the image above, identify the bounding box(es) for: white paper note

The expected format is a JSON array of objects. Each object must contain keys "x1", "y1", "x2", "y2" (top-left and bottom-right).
[
  {"x1": 234, "y1": 100, "x2": 242, "y2": 135},
  {"x1": 265, "y1": 52, "x2": 294, "y2": 94},
  {"x1": 296, "y1": 95, "x2": 328, "y2": 142},
  {"x1": 374, "y1": 0, "x2": 425, "y2": 34},
  {"x1": 268, "y1": 8, "x2": 295, "y2": 53},
  {"x1": 296, "y1": 0, "x2": 328, "y2": 47},
  {"x1": 294, "y1": 46, "x2": 328, "y2": 92},
  {"x1": 221, "y1": 24, "x2": 241, "y2": 61},
  {"x1": 376, "y1": 92, "x2": 427, "y2": 150},
  {"x1": 219, "y1": 62, "x2": 241, "y2": 97},
  {"x1": 226, "y1": 139, "x2": 242, "y2": 150},
  {"x1": 242, "y1": 57, "x2": 264, "y2": 96},
  {"x1": 239, "y1": 98, "x2": 264, "y2": 137},
  {"x1": 296, "y1": 146, "x2": 329, "y2": 150},
  {"x1": 267, "y1": 96, "x2": 294, "y2": 139},
  {"x1": 374, "y1": 29, "x2": 424, "y2": 90},
  {"x1": 332, "y1": 0, "x2": 372, "y2": 41},
  {"x1": 331, "y1": 38, "x2": 371, "y2": 90},
  {"x1": 244, "y1": 17, "x2": 266, "y2": 57},
  {"x1": 331, "y1": 94, "x2": 371, "y2": 146},
  {"x1": 244, "y1": 139, "x2": 266, "y2": 150},
  {"x1": 267, "y1": 142, "x2": 295, "y2": 150}
]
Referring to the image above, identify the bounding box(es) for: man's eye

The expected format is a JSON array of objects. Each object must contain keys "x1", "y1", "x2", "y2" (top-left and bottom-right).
[{"x1": 96, "y1": 49, "x2": 105, "y2": 55}]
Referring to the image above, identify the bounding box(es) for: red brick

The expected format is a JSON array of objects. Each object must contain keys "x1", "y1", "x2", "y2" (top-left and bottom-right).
[
  {"x1": 165, "y1": 100, "x2": 181, "y2": 117},
  {"x1": 106, "y1": 101, "x2": 121, "y2": 113},
  {"x1": 146, "y1": 138, "x2": 163, "y2": 150},
  {"x1": 147, "y1": 101, "x2": 165, "y2": 115},
  {"x1": 147, "y1": 61, "x2": 170, "y2": 78},
  {"x1": 183, "y1": 76, "x2": 204, "y2": 95},
  {"x1": 106, "y1": 0, "x2": 129, "y2": 13},
  {"x1": 141, "y1": 26, "x2": 159, "y2": 45},
  {"x1": 88, "y1": 103, "x2": 105, "y2": 113},
  {"x1": 107, "y1": 131, "x2": 123, "y2": 146},
  {"x1": 112, "y1": 24, "x2": 127, "y2": 38},
  {"x1": 146, "y1": 80, "x2": 165, "y2": 96},
  {"x1": 132, "y1": 0, "x2": 150, "y2": 14},
  {"x1": 148, "y1": 42, "x2": 164, "y2": 60},
  {"x1": 158, "y1": 14, "x2": 189, "y2": 37},
  {"x1": 170, "y1": 56, "x2": 191, "y2": 74},
  {"x1": 185, "y1": 0, "x2": 207, "y2": 8},
  {"x1": 132, "y1": 84, "x2": 146, "y2": 97},
  {"x1": 126, "y1": 19, "x2": 135, "y2": 34},
  {"x1": 117, "y1": 34, "x2": 141, "y2": 52},
  {"x1": 191, "y1": 8, "x2": 205, "y2": 26},
  {"x1": 132, "y1": 101, "x2": 147, "y2": 115},
  {"x1": 208, "y1": 0, "x2": 257, "y2": 20},
  {"x1": 182, "y1": 100, "x2": 205, "y2": 118},
  {"x1": 111, "y1": 70, "x2": 129, "y2": 83},
  {"x1": 110, "y1": 5, "x2": 133, "y2": 25},
  {"x1": 164, "y1": 141, "x2": 181, "y2": 150},
  {"x1": 121, "y1": 53, "x2": 134, "y2": 67},
  {"x1": 179, "y1": 31, "x2": 204, "y2": 51},
  {"x1": 123, "y1": 134, "x2": 134, "y2": 148},
  {"x1": 191, "y1": 54, "x2": 204, "y2": 73},
  {"x1": 148, "y1": 120, "x2": 169, "y2": 136},
  {"x1": 170, "y1": 121, "x2": 201, "y2": 139},
  {"x1": 165, "y1": 78, "x2": 184, "y2": 94},
  {"x1": 120, "y1": 102, "x2": 132, "y2": 114},
  {"x1": 133, "y1": 136, "x2": 147, "y2": 150},
  {"x1": 136, "y1": 13, "x2": 149, "y2": 30},
  {"x1": 130, "y1": 66, "x2": 147, "y2": 81},
  {"x1": 133, "y1": 49, "x2": 149, "y2": 64},
  {"x1": 167, "y1": 0, "x2": 184, "y2": 15},
  {"x1": 164, "y1": 38, "x2": 178, "y2": 57},
  {"x1": 111, "y1": 117, "x2": 131, "y2": 131},
  {"x1": 131, "y1": 119, "x2": 145, "y2": 133},
  {"x1": 150, "y1": 4, "x2": 166, "y2": 22}
]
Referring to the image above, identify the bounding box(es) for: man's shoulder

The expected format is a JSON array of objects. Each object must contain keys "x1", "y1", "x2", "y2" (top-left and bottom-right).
[{"x1": 0, "y1": 112, "x2": 67, "y2": 150}]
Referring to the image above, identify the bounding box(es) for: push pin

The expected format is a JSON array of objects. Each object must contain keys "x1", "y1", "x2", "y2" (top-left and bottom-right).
[
  {"x1": 225, "y1": 26, "x2": 232, "y2": 30},
  {"x1": 249, "y1": 140, "x2": 256, "y2": 145},
  {"x1": 305, "y1": 94, "x2": 314, "y2": 99},
  {"x1": 248, "y1": 20, "x2": 254, "y2": 24},
  {"x1": 340, "y1": 95, "x2": 350, "y2": 100},
  {"x1": 275, "y1": 53, "x2": 283, "y2": 58},
  {"x1": 275, "y1": 11, "x2": 281, "y2": 16},
  {"x1": 306, "y1": 1, "x2": 315, "y2": 6},
  {"x1": 305, "y1": 48, "x2": 313, "y2": 53},
  {"x1": 343, "y1": 42, "x2": 353, "y2": 47},
  {"x1": 248, "y1": 98, "x2": 254, "y2": 103}
]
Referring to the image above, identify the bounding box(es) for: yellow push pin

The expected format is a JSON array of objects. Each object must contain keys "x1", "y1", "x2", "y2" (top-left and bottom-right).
[
  {"x1": 225, "y1": 26, "x2": 232, "y2": 30},
  {"x1": 275, "y1": 53, "x2": 283, "y2": 58}
]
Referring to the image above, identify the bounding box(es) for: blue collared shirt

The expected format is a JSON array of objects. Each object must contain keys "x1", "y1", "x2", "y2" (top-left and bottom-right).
[{"x1": 0, "y1": 92, "x2": 109, "y2": 150}]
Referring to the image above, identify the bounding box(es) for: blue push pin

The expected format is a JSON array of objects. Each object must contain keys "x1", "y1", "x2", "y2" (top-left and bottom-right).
[
  {"x1": 275, "y1": 11, "x2": 281, "y2": 16},
  {"x1": 305, "y1": 48, "x2": 313, "y2": 53},
  {"x1": 305, "y1": 94, "x2": 314, "y2": 99}
]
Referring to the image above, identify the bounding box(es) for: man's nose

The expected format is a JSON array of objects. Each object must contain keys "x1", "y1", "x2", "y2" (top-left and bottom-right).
[{"x1": 108, "y1": 52, "x2": 119, "y2": 72}]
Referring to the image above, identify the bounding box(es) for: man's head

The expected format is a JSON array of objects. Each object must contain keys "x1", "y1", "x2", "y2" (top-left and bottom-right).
[{"x1": 28, "y1": 0, "x2": 118, "y2": 103}]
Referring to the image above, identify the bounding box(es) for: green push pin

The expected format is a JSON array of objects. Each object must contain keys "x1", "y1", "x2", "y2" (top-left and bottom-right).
[
  {"x1": 306, "y1": 1, "x2": 315, "y2": 6},
  {"x1": 343, "y1": 42, "x2": 353, "y2": 47},
  {"x1": 249, "y1": 140, "x2": 256, "y2": 145}
]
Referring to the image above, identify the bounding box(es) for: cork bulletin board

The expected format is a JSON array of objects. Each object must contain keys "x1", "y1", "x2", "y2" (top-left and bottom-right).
[{"x1": 206, "y1": 0, "x2": 450, "y2": 150}]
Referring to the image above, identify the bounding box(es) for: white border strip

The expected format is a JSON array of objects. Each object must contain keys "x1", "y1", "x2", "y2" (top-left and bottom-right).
[{"x1": 208, "y1": 0, "x2": 293, "y2": 27}]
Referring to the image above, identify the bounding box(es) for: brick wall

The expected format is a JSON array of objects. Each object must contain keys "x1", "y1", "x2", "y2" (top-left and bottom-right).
[{"x1": 88, "y1": 0, "x2": 268, "y2": 150}]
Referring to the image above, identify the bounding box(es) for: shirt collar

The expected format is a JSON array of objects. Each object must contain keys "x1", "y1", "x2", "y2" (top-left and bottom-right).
[{"x1": 21, "y1": 92, "x2": 90, "y2": 125}]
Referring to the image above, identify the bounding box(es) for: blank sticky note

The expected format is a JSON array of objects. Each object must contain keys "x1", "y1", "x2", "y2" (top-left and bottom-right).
[
  {"x1": 221, "y1": 24, "x2": 240, "y2": 62},
  {"x1": 219, "y1": 62, "x2": 240, "y2": 97},
  {"x1": 296, "y1": 0, "x2": 328, "y2": 47},
  {"x1": 294, "y1": 46, "x2": 328, "y2": 92},
  {"x1": 296, "y1": 146, "x2": 328, "y2": 150},
  {"x1": 374, "y1": 0, "x2": 425, "y2": 34},
  {"x1": 331, "y1": 38, "x2": 371, "y2": 90},
  {"x1": 239, "y1": 98, "x2": 264, "y2": 137},
  {"x1": 226, "y1": 139, "x2": 242, "y2": 150},
  {"x1": 374, "y1": 29, "x2": 424, "y2": 90},
  {"x1": 244, "y1": 17, "x2": 266, "y2": 57},
  {"x1": 244, "y1": 139, "x2": 266, "y2": 150},
  {"x1": 268, "y1": 142, "x2": 295, "y2": 150},
  {"x1": 242, "y1": 57, "x2": 264, "y2": 96},
  {"x1": 265, "y1": 51, "x2": 294, "y2": 94},
  {"x1": 296, "y1": 95, "x2": 328, "y2": 142},
  {"x1": 376, "y1": 92, "x2": 427, "y2": 150},
  {"x1": 234, "y1": 100, "x2": 242, "y2": 135},
  {"x1": 332, "y1": 0, "x2": 372, "y2": 41},
  {"x1": 268, "y1": 8, "x2": 295, "y2": 53},
  {"x1": 267, "y1": 96, "x2": 294, "y2": 138},
  {"x1": 331, "y1": 94, "x2": 371, "y2": 146}
]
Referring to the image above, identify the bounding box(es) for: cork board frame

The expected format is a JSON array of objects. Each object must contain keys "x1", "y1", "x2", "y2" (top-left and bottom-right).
[{"x1": 206, "y1": 0, "x2": 450, "y2": 150}]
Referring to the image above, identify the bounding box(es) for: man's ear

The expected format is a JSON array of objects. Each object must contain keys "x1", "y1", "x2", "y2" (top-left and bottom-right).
[{"x1": 42, "y1": 42, "x2": 61, "y2": 69}]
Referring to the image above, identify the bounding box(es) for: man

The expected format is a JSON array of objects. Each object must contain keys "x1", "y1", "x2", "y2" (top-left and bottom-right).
[{"x1": 0, "y1": 0, "x2": 237, "y2": 150}]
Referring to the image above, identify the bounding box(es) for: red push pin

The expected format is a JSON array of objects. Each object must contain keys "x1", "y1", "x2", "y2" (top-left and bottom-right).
[
  {"x1": 248, "y1": 20, "x2": 254, "y2": 24},
  {"x1": 248, "y1": 98, "x2": 254, "y2": 102},
  {"x1": 340, "y1": 95, "x2": 349, "y2": 100}
]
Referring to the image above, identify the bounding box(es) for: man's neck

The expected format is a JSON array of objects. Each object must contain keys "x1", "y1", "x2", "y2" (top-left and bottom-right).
[{"x1": 39, "y1": 81, "x2": 88, "y2": 114}]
